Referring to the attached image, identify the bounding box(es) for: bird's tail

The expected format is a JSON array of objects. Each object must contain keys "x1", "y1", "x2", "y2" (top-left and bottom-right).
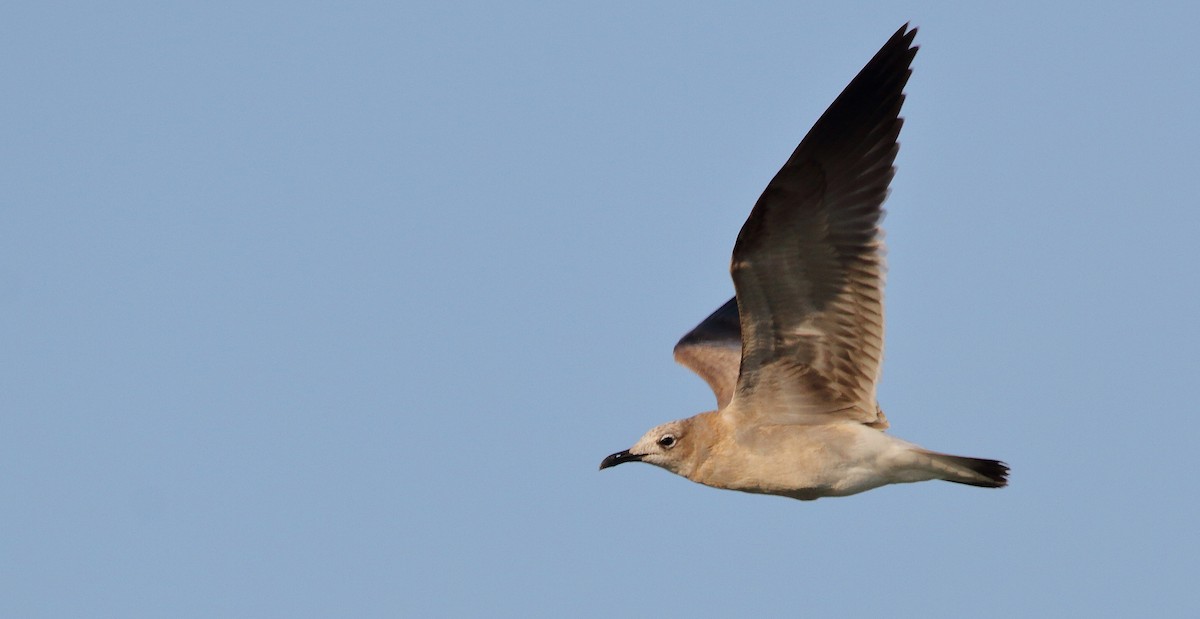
[{"x1": 923, "y1": 451, "x2": 1009, "y2": 488}]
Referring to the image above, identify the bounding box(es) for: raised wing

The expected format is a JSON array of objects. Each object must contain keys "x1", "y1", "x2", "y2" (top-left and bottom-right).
[
  {"x1": 727, "y1": 25, "x2": 916, "y2": 425},
  {"x1": 673, "y1": 297, "x2": 739, "y2": 409}
]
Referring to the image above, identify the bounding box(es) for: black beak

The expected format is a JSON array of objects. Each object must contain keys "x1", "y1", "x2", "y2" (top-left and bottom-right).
[{"x1": 599, "y1": 449, "x2": 643, "y2": 470}]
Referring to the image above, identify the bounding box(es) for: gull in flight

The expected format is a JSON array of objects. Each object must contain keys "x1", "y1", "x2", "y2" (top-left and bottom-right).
[{"x1": 600, "y1": 25, "x2": 1008, "y2": 500}]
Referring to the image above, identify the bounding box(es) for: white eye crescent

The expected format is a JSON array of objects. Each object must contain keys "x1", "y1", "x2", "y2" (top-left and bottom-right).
[{"x1": 657, "y1": 434, "x2": 676, "y2": 448}]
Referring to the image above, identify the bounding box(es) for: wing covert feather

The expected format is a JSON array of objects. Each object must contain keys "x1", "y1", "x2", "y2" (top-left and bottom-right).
[{"x1": 673, "y1": 297, "x2": 739, "y2": 409}]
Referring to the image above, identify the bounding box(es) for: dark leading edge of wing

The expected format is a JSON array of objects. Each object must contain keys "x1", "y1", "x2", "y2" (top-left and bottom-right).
[{"x1": 727, "y1": 25, "x2": 916, "y2": 422}]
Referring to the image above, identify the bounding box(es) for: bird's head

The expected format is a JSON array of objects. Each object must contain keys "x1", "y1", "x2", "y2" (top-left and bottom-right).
[{"x1": 600, "y1": 415, "x2": 712, "y2": 477}]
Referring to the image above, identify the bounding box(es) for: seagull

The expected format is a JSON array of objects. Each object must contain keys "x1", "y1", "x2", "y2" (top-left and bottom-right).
[{"x1": 599, "y1": 25, "x2": 1008, "y2": 500}]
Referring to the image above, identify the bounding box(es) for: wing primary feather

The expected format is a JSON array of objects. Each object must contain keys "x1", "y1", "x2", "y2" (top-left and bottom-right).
[{"x1": 727, "y1": 25, "x2": 917, "y2": 426}]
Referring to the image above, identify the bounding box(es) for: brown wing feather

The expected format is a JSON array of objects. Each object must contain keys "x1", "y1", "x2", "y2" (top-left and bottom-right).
[
  {"x1": 729, "y1": 25, "x2": 917, "y2": 425},
  {"x1": 673, "y1": 297, "x2": 740, "y2": 409}
]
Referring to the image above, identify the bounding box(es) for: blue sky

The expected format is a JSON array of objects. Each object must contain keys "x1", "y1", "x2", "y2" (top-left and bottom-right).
[{"x1": 3, "y1": 2, "x2": 1198, "y2": 617}]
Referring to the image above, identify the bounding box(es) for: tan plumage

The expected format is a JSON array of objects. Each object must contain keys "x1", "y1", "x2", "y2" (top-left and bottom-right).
[
  {"x1": 601, "y1": 25, "x2": 1008, "y2": 500},
  {"x1": 672, "y1": 297, "x2": 740, "y2": 410}
]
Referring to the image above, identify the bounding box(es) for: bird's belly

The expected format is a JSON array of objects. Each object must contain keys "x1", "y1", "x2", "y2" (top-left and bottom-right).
[{"x1": 693, "y1": 423, "x2": 900, "y2": 500}]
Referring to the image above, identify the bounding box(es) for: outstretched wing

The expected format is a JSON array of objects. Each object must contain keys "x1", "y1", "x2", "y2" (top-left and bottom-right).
[
  {"x1": 727, "y1": 25, "x2": 916, "y2": 426},
  {"x1": 673, "y1": 297, "x2": 740, "y2": 409}
]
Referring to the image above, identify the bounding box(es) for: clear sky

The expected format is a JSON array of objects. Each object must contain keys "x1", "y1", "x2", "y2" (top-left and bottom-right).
[{"x1": 3, "y1": 2, "x2": 1198, "y2": 617}]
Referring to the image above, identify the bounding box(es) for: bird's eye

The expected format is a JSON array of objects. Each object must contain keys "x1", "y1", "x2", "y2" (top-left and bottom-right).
[{"x1": 657, "y1": 434, "x2": 676, "y2": 448}]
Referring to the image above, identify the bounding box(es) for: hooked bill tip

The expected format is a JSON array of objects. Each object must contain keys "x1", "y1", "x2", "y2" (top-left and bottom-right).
[{"x1": 599, "y1": 449, "x2": 642, "y2": 471}]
